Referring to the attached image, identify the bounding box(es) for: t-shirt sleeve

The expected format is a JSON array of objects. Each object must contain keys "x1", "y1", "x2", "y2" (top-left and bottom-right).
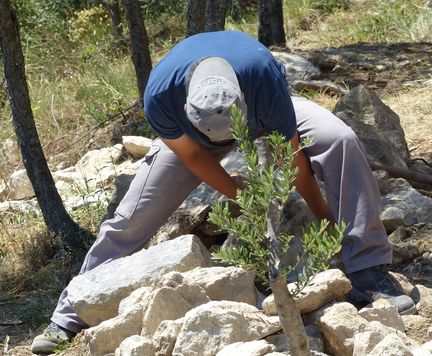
[
  {"x1": 144, "y1": 92, "x2": 184, "y2": 140},
  {"x1": 256, "y1": 72, "x2": 297, "y2": 141},
  {"x1": 264, "y1": 86, "x2": 297, "y2": 140}
]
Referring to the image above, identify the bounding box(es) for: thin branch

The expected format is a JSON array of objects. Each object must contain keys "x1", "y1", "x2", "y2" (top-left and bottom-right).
[{"x1": 368, "y1": 160, "x2": 432, "y2": 185}]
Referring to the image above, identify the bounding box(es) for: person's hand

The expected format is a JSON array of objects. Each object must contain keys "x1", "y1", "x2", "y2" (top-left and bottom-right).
[{"x1": 230, "y1": 172, "x2": 247, "y2": 190}]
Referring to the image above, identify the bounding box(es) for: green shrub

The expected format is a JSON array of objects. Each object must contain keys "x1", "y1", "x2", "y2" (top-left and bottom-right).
[
  {"x1": 141, "y1": 0, "x2": 186, "y2": 22},
  {"x1": 67, "y1": 5, "x2": 112, "y2": 57},
  {"x1": 209, "y1": 106, "x2": 344, "y2": 290}
]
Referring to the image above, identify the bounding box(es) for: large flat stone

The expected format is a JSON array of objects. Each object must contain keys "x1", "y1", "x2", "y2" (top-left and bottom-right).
[
  {"x1": 172, "y1": 301, "x2": 281, "y2": 356},
  {"x1": 68, "y1": 235, "x2": 212, "y2": 326},
  {"x1": 262, "y1": 269, "x2": 352, "y2": 315}
]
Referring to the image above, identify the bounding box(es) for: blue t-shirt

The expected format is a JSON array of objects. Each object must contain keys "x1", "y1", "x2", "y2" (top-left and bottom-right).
[{"x1": 144, "y1": 31, "x2": 296, "y2": 147}]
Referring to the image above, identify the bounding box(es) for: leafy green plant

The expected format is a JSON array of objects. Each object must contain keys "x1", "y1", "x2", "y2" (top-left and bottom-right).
[
  {"x1": 209, "y1": 105, "x2": 344, "y2": 355},
  {"x1": 321, "y1": 0, "x2": 430, "y2": 44},
  {"x1": 55, "y1": 337, "x2": 74, "y2": 353},
  {"x1": 67, "y1": 4, "x2": 112, "y2": 57},
  {"x1": 141, "y1": 0, "x2": 186, "y2": 22},
  {"x1": 310, "y1": 0, "x2": 350, "y2": 15},
  {"x1": 210, "y1": 105, "x2": 344, "y2": 291}
]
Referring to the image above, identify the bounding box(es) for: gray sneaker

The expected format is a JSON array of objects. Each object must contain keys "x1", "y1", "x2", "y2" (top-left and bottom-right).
[
  {"x1": 348, "y1": 265, "x2": 417, "y2": 315},
  {"x1": 30, "y1": 322, "x2": 75, "y2": 354}
]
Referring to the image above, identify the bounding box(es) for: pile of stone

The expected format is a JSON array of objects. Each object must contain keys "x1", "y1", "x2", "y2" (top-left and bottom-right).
[
  {"x1": 0, "y1": 136, "x2": 153, "y2": 212},
  {"x1": 62, "y1": 234, "x2": 432, "y2": 356}
]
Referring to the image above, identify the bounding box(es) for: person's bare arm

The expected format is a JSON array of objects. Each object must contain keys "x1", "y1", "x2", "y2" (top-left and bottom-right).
[
  {"x1": 289, "y1": 133, "x2": 334, "y2": 222},
  {"x1": 161, "y1": 134, "x2": 240, "y2": 199}
]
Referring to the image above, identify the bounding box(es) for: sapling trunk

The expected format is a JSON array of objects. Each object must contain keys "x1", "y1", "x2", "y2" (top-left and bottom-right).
[
  {"x1": 263, "y1": 140, "x2": 310, "y2": 356},
  {"x1": 209, "y1": 105, "x2": 343, "y2": 356}
]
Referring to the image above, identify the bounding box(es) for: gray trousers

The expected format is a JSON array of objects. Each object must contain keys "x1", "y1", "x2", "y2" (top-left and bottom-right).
[{"x1": 52, "y1": 96, "x2": 392, "y2": 332}]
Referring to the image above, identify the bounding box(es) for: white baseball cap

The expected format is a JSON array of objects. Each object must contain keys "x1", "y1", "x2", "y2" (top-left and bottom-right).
[{"x1": 186, "y1": 57, "x2": 247, "y2": 142}]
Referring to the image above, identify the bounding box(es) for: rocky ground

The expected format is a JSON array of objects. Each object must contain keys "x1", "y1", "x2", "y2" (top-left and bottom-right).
[{"x1": 1, "y1": 42, "x2": 432, "y2": 355}]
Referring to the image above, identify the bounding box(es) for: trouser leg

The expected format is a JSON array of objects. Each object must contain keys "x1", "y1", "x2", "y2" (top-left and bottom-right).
[
  {"x1": 291, "y1": 96, "x2": 392, "y2": 274},
  {"x1": 51, "y1": 138, "x2": 232, "y2": 332}
]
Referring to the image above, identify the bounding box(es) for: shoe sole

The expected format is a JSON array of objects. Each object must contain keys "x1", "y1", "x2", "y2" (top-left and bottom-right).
[
  {"x1": 348, "y1": 287, "x2": 417, "y2": 316},
  {"x1": 398, "y1": 303, "x2": 417, "y2": 316}
]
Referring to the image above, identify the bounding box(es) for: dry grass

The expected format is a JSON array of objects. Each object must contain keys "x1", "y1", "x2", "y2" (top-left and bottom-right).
[
  {"x1": 0, "y1": 211, "x2": 55, "y2": 285},
  {"x1": 382, "y1": 85, "x2": 432, "y2": 158},
  {"x1": 302, "y1": 91, "x2": 342, "y2": 111},
  {"x1": 287, "y1": 0, "x2": 432, "y2": 50}
]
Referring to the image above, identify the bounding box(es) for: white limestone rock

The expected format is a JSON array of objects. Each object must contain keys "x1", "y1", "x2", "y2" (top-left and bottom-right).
[
  {"x1": 353, "y1": 330, "x2": 386, "y2": 356},
  {"x1": 415, "y1": 284, "x2": 432, "y2": 318},
  {"x1": 265, "y1": 352, "x2": 330, "y2": 356},
  {"x1": 118, "y1": 286, "x2": 151, "y2": 315},
  {"x1": 53, "y1": 168, "x2": 94, "y2": 202},
  {"x1": 85, "y1": 271, "x2": 209, "y2": 354},
  {"x1": 389, "y1": 272, "x2": 417, "y2": 297},
  {"x1": 352, "y1": 318, "x2": 418, "y2": 356},
  {"x1": 358, "y1": 299, "x2": 405, "y2": 331},
  {"x1": 152, "y1": 318, "x2": 184, "y2": 356},
  {"x1": 271, "y1": 52, "x2": 321, "y2": 81},
  {"x1": 368, "y1": 334, "x2": 413, "y2": 356},
  {"x1": 148, "y1": 204, "x2": 211, "y2": 247},
  {"x1": 180, "y1": 266, "x2": 257, "y2": 306},
  {"x1": 365, "y1": 321, "x2": 420, "y2": 350},
  {"x1": 114, "y1": 335, "x2": 155, "y2": 356},
  {"x1": 381, "y1": 178, "x2": 432, "y2": 232},
  {"x1": 262, "y1": 269, "x2": 352, "y2": 316},
  {"x1": 172, "y1": 301, "x2": 281, "y2": 356},
  {"x1": 0, "y1": 179, "x2": 7, "y2": 200},
  {"x1": 85, "y1": 304, "x2": 144, "y2": 356},
  {"x1": 63, "y1": 190, "x2": 110, "y2": 211},
  {"x1": 67, "y1": 235, "x2": 212, "y2": 326},
  {"x1": 141, "y1": 273, "x2": 210, "y2": 337},
  {"x1": 402, "y1": 315, "x2": 432, "y2": 344},
  {"x1": 75, "y1": 143, "x2": 124, "y2": 181},
  {"x1": 216, "y1": 340, "x2": 276, "y2": 356},
  {"x1": 412, "y1": 341, "x2": 432, "y2": 356},
  {"x1": 315, "y1": 302, "x2": 368, "y2": 356},
  {"x1": 114, "y1": 157, "x2": 145, "y2": 175},
  {"x1": 7, "y1": 169, "x2": 34, "y2": 199},
  {"x1": 0, "y1": 199, "x2": 39, "y2": 214},
  {"x1": 122, "y1": 136, "x2": 153, "y2": 159}
]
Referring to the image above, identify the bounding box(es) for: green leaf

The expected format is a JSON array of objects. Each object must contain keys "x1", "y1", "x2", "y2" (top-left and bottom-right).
[{"x1": 210, "y1": 104, "x2": 345, "y2": 289}]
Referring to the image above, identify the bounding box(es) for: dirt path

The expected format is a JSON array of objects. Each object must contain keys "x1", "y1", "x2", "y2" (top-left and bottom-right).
[{"x1": 298, "y1": 42, "x2": 432, "y2": 94}]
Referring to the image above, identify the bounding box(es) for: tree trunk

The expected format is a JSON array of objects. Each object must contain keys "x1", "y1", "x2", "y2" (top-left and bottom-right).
[
  {"x1": 260, "y1": 138, "x2": 310, "y2": 356},
  {"x1": 122, "y1": 0, "x2": 152, "y2": 101},
  {"x1": 186, "y1": 0, "x2": 206, "y2": 37},
  {"x1": 101, "y1": 0, "x2": 124, "y2": 41},
  {"x1": 258, "y1": 0, "x2": 286, "y2": 47},
  {"x1": 0, "y1": 0, "x2": 84, "y2": 249},
  {"x1": 267, "y1": 203, "x2": 310, "y2": 356},
  {"x1": 205, "y1": 0, "x2": 228, "y2": 32}
]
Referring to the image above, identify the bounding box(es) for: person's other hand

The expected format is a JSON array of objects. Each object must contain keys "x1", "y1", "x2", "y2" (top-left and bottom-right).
[{"x1": 230, "y1": 172, "x2": 247, "y2": 190}]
